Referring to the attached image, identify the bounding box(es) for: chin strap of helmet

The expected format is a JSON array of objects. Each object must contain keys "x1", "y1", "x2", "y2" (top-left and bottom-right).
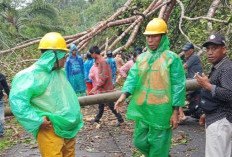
[{"x1": 53, "y1": 50, "x2": 60, "y2": 70}]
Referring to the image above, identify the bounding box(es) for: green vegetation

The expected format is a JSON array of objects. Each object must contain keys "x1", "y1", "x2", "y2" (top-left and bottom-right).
[
  {"x1": 0, "y1": 0, "x2": 128, "y2": 50},
  {"x1": 0, "y1": 0, "x2": 231, "y2": 80},
  {"x1": 1, "y1": 0, "x2": 231, "y2": 50},
  {"x1": 0, "y1": 0, "x2": 231, "y2": 86},
  {"x1": 0, "y1": 1, "x2": 231, "y2": 83}
]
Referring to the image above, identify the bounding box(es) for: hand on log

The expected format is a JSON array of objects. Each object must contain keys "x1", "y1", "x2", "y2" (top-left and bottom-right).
[{"x1": 114, "y1": 94, "x2": 127, "y2": 113}]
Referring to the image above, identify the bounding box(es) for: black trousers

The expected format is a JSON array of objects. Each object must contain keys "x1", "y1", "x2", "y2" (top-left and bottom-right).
[{"x1": 95, "y1": 102, "x2": 124, "y2": 123}]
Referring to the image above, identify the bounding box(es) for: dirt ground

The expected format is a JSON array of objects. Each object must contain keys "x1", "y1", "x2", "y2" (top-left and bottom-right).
[{"x1": 0, "y1": 104, "x2": 207, "y2": 157}]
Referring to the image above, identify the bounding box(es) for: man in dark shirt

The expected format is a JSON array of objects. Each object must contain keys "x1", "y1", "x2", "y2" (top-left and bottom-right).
[
  {"x1": 196, "y1": 34, "x2": 232, "y2": 157},
  {"x1": 179, "y1": 42, "x2": 203, "y2": 122},
  {"x1": 0, "y1": 73, "x2": 10, "y2": 138},
  {"x1": 183, "y1": 42, "x2": 203, "y2": 78}
]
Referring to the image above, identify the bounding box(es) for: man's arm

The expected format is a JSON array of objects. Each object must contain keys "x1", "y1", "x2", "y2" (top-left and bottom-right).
[
  {"x1": 170, "y1": 56, "x2": 186, "y2": 107},
  {"x1": 170, "y1": 56, "x2": 186, "y2": 130},
  {"x1": 10, "y1": 72, "x2": 45, "y2": 133},
  {"x1": 196, "y1": 67, "x2": 232, "y2": 102},
  {"x1": 170, "y1": 110, "x2": 179, "y2": 130},
  {"x1": 114, "y1": 93, "x2": 127, "y2": 113},
  {"x1": 183, "y1": 64, "x2": 187, "y2": 70},
  {"x1": 195, "y1": 73, "x2": 211, "y2": 90},
  {"x1": 115, "y1": 61, "x2": 139, "y2": 112},
  {"x1": 185, "y1": 55, "x2": 197, "y2": 69},
  {"x1": 214, "y1": 68, "x2": 232, "y2": 102}
]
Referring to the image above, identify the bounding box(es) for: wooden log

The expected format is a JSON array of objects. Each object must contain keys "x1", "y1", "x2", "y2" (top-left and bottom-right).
[{"x1": 5, "y1": 79, "x2": 200, "y2": 116}]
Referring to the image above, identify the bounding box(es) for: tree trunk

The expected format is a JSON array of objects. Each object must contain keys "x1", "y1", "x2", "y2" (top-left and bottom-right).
[
  {"x1": 160, "y1": 0, "x2": 176, "y2": 22},
  {"x1": 5, "y1": 79, "x2": 200, "y2": 116}
]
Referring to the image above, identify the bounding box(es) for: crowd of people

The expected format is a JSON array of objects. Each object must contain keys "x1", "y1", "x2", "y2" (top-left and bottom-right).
[{"x1": 0, "y1": 17, "x2": 231, "y2": 157}]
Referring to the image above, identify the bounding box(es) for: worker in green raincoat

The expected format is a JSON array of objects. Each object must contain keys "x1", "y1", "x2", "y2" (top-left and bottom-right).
[
  {"x1": 9, "y1": 32, "x2": 84, "y2": 157},
  {"x1": 115, "y1": 18, "x2": 186, "y2": 157}
]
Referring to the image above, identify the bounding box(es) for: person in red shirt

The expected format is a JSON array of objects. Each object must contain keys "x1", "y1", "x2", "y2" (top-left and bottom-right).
[{"x1": 89, "y1": 46, "x2": 124, "y2": 126}]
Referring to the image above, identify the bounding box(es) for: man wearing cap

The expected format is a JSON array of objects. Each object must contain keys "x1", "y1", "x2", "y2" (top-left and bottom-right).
[
  {"x1": 196, "y1": 33, "x2": 232, "y2": 157},
  {"x1": 183, "y1": 42, "x2": 203, "y2": 78},
  {"x1": 179, "y1": 42, "x2": 203, "y2": 122},
  {"x1": 115, "y1": 18, "x2": 186, "y2": 157}
]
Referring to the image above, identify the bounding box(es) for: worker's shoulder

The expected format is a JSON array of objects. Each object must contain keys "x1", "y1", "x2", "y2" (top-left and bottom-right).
[
  {"x1": 13, "y1": 64, "x2": 48, "y2": 83},
  {"x1": 163, "y1": 50, "x2": 179, "y2": 58},
  {"x1": 138, "y1": 50, "x2": 179, "y2": 58},
  {"x1": 138, "y1": 51, "x2": 149, "y2": 57}
]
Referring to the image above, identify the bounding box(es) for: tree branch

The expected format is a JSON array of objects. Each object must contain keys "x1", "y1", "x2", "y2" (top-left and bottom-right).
[
  {"x1": 176, "y1": 0, "x2": 200, "y2": 49},
  {"x1": 110, "y1": 0, "x2": 169, "y2": 54},
  {"x1": 183, "y1": 16, "x2": 226, "y2": 23},
  {"x1": 125, "y1": 20, "x2": 142, "y2": 49},
  {"x1": 207, "y1": 0, "x2": 221, "y2": 30}
]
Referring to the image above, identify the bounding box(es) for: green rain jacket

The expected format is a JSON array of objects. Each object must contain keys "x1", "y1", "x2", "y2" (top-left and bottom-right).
[
  {"x1": 10, "y1": 50, "x2": 84, "y2": 139},
  {"x1": 122, "y1": 35, "x2": 186, "y2": 130}
]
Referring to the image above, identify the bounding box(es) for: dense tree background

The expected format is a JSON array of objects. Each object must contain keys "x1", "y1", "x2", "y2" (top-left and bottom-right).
[
  {"x1": 0, "y1": 0, "x2": 232, "y2": 80},
  {"x1": 0, "y1": 0, "x2": 128, "y2": 49}
]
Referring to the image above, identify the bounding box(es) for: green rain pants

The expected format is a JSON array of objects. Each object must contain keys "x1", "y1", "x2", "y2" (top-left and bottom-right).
[{"x1": 133, "y1": 120, "x2": 172, "y2": 157}]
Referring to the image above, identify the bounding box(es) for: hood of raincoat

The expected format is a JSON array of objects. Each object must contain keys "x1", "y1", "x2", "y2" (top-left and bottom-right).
[
  {"x1": 121, "y1": 34, "x2": 186, "y2": 130},
  {"x1": 69, "y1": 43, "x2": 78, "y2": 58},
  {"x1": 146, "y1": 34, "x2": 170, "y2": 55},
  {"x1": 10, "y1": 49, "x2": 83, "y2": 139},
  {"x1": 145, "y1": 34, "x2": 170, "y2": 66},
  {"x1": 35, "y1": 50, "x2": 66, "y2": 72}
]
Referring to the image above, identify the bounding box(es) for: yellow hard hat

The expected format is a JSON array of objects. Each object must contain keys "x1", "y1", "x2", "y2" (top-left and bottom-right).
[
  {"x1": 143, "y1": 18, "x2": 168, "y2": 35},
  {"x1": 38, "y1": 32, "x2": 69, "y2": 52}
]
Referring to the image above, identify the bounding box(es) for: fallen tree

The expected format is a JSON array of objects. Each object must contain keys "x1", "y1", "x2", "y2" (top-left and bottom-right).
[
  {"x1": 5, "y1": 79, "x2": 200, "y2": 116},
  {"x1": 1, "y1": 0, "x2": 228, "y2": 55},
  {"x1": 1, "y1": 0, "x2": 231, "y2": 80}
]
